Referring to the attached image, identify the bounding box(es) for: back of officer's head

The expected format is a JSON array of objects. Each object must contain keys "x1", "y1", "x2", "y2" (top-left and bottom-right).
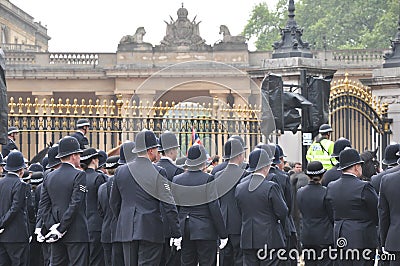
[{"x1": 319, "y1": 124, "x2": 333, "y2": 137}]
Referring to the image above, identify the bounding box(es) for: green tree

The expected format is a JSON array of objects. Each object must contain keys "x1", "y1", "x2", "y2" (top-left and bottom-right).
[{"x1": 244, "y1": 0, "x2": 400, "y2": 50}]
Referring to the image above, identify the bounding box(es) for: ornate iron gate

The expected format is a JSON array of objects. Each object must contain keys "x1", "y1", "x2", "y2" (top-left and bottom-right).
[
  {"x1": 6, "y1": 95, "x2": 262, "y2": 161},
  {"x1": 329, "y1": 74, "x2": 392, "y2": 159}
]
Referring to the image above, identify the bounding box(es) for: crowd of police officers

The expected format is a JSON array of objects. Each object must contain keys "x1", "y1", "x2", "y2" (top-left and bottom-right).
[{"x1": 0, "y1": 120, "x2": 399, "y2": 266}]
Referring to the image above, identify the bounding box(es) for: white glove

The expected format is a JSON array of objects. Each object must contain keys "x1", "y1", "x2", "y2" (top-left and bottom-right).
[
  {"x1": 35, "y1": 228, "x2": 45, "y2": 243},
  {"x1": 45, "y1": 223, "x2": 65, "y2": 243},
  {"x1": 0, "y1": 228, "x2": 4, "y2": 234},
  {"x1": 219, "y1": 238, "x2": 228, "y2": 249},
  {"x1": 171, "y1": 237, "x2": 182, "y2": 251}
]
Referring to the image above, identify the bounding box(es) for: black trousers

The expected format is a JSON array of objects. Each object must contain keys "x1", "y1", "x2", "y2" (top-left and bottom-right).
[
  {"x1": 112, "y1": 242, "x2": 124, "y2": 266},
  {"x1": 0, "y1": 242, "x2": 29, "y2": 266},
  {"x1": 219, "y1": 234, "x2": 242, "y2": 266},
  {"x1": 89, "y1": 231, "x2": 104, "y2": 266},
  {"x1": 50, "y1": 242, "x2": 89, "y2": 266},
  {"x1": 122, "y1": 240, "x2": 163, "y2": 266},
  {"x1": 29, "y1": 237, "x2": 44, "y2": 266},
  {"x1": 181, "y1": 220, "x2": 217, "y2": 266},
  {"x1": 102, "y1": 243, "x2": 112, "y2": 266},
  {"x1": 42, "y1": 243, "x2": 51, "y2": 266},
  {"x1": 242, "y1": 249, "x2": 280, "y2": 266},
  {"x1": 336, "y1": 249, "x2": 376, "y2": 266},
  {"x1": 388, "y1": 252, "x2": 400, "y2": 266},
  {"x1": 286, "y1": 233, "x2": 298, "y2": 266},
  {"x1": 160, "y1": 238, "x2": 181, "y2": 266},
  {"x1": 302, "y1": 245, "x2": 333, "y2": 266}
]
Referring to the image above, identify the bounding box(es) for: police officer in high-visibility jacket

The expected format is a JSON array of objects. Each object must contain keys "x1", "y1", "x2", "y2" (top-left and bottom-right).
[{"x1": 306, "y1": 124, "x2": 335, "y2": 170}]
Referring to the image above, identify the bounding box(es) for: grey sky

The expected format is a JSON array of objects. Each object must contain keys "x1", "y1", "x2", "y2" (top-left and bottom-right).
[{"x1": 11, "y1": 0, "x2": 279, "y2": 52}]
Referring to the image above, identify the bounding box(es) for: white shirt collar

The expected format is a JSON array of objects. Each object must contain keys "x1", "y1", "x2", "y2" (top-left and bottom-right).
[
  {"x1": 63, "y1": 162, "x2": 78, "y2": 169},
  {"x1": 252, "y1": 173, "x2": 266, "y2": 179},
  {"x1": 7, "y1": 171, "x2": 19, "y2": 177},
  {"x1": 161, "y1": 156, "x2": 175, "y2": 164}
]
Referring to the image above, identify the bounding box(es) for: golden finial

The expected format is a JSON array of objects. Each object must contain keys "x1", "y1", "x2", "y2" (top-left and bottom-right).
[
  {"x1": 8, "y1": 97, "x2": 15, "y2": 114},
  {"x1": 42, "y1": 98, "x2": 47, "y2": 115},
  {"x1": 103, "y1": 99, "x2": 108, "y2": 116},
  {"x1": 33, "y1": 98, "x2": 39, "y2": 114},
  {"x1": 96, "y1": 99, "x2": 101, "y2": 115},
  {"x1": 25, "y1": 98, "x2": 32, "y2": 115},
  {"x1": 65, "y1": 98, "x2": 71, "y2": 115},
  {"x1": 72, "y1": 98, "x2": 79, "y2": 115},
  {"x1": 18, "y1": 97, "x2": 24, "y2": 114},
  {"x1": 110, "y1": 100, "x2": 115, "y2": 116},
  {"x1": 82, "y1": 99, "x2": 87, "y2": 115},
  {"x1": 116, "y1": 94, "x2": 123, "y2": 117},
  {"x1": 50, "y1": 98, "x2": 55, "y2": 114},
  {"x1": 58, "y1": 98, "x2": 63, "y2": 114}
]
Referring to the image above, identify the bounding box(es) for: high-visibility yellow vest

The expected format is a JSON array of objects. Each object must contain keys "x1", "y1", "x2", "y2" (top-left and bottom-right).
[{"x1": 306, "y1": 138, "x2": 336, "y2": 170}]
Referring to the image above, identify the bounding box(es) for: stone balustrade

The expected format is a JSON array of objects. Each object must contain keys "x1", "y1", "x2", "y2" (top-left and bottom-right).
[{"x1": 0, "y1": 46, "x2": 391, "y2": 69}]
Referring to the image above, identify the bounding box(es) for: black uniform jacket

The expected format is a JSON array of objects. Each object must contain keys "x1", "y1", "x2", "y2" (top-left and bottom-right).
[
  {"x1": 39, "y1": 163, "x2": 89, "y2": 242},
  {"x1": 70, "y1": 131, "x2": 89, "y2": 150},
  {"x1": 326, "y1": 173, "x2": 378, "y2": 249},
  {"x1": 297, "y1": 181, "x2": 333, "y2": 246},
  {"x1": 173, "y1": 170, "x2": 228, "y2": 240},
  {"x1": 215, "y1": 163, "x2": 246, "y2": 235},
  {"x1": 110, "y1": 156, "x2": 180, "y2": 243},
  {"x1": 85, "y1": 168, "x2": 106, "y2": 233},
  {"x1": 156, "y1": 157, "x2": 184, "y2": 182},
  {"x1": 378, "y1": 171, "x2": 400, "y2": 252},
  {"x1": 370, "y1": 165, "x2": 400, "y2": 194},
  {"x1": 1, "y1": 138, "x2": 18, "y2": 157},
  {"x1": 322, "y1": 164, "x2": 341, "y2": 187},
  {"x1": 98, "y1": 176, "x2": 113, "y2": 243},
  {"x1": 235, "y1": 173, "x2": 288, "y2": 249},
  {"x1": 0, "y1": 172, "x2": 29, "y2": 242}
]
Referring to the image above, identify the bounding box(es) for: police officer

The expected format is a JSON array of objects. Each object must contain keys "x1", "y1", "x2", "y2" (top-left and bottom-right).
[
  {"x1": 297, "y1": 161, "x2": 333, "y2": 266},
  {"x1": 99, "y1": 154, "x2": 123, "y2": 266},
  {"x1": 118, "y1": 141, "x2": 137, "y2": 165},
  {"x1": 269, "y1": 144, "x2": 298, "y2": 265},
  {"x1": 215, "y1": 139, "x2": 247, "y2": 266},
  {"x1": 370, "y1": 144, "x2": 400, "y2": 194},
  {"x1": 173, "y1": 144, "x2": 228, "y2": 266},
  {"x1": 157, "y1": 131, "x2": 184, "y2": 181},
  {"x1": 235, "y1": 148, "x2": 288, "y2": 265},
  {"x1": 110, "y1": 130, "x2": 180, "y2": 265},
  {"x1": 111, "y1": 141, "x2": 135, "y2": 266},
  {"x1": 35, "y1": 145, "x2": 61, "y2": 266},
  {"x1": 378, "y1": 161, "x2": 400, "y2": 265},
  {"x1": 1, "y1": 126, "x2": 19, "y2": 157},
  {"x1": 211, "y1": 135, "x2": 246, "y2": 175},
  {"x1": 39, "y1": 136, "x2": 89, "y2": 265},
  {"x1": 96, "y1": 150, "x2": 108, "y2": 175},
  {"x1": 80, "y1": 148, "x2": 106, "y2": 266},
  {"x1": 326, "y1": 148, "x2": 378, "y2": 265},
  {"x1": 0, "y1": 151, "x2": 29, "y2": 265},
  {"x1": 156, "y1": 131, "x2": 184, "y2": 266},
  {"x1": 98, "y1": 155, "x2": 120, "y2": 266},
  {"x1": 27, "y1": 163, "x2": 45, "y2": 266},
  {"x1": 306, "y1": 124, "x2": 335, "y2": 170},
  {"x1": 71, "y1": 118, "x2": 90, "y2": 149},
  {"x1": 322, "y1": 138, "x2": 352, "y2": 186}
]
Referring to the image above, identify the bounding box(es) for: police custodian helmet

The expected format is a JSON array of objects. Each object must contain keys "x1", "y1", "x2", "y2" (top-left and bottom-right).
[{"x1": 319, "y1": 124, "x2": 333, "y2": 134}]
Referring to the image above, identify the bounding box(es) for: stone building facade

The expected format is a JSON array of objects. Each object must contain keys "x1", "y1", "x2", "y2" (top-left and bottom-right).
[{"x1": 1, "y1": 1, "x2": 397, "y2": 160}]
